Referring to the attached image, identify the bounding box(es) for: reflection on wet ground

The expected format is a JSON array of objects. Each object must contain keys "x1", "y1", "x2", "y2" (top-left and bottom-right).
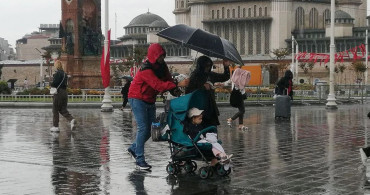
[{"x1": 0, "y1": 105, "x2": 369, "y2": 194}]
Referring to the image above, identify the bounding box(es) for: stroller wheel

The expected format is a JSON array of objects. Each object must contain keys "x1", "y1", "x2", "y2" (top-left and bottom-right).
[
  {"x1": 184, "y1": 161, "x2": 194, "y2": 173},
  {"x1": 166, "y1": 163, "x2": 178, "y2": 175},
  {"x1": 208, "y1": 166, "x2": 214, "y2": 177},
  {"x1": 225, "y1": 167, "x2": 232, "y2": 176},
  {"x1": 199, "y1": 167, "x2": 209, "y2": 179},
  {"x1": 215, "y1": 163, "x2": 227, "y2": 176},
  {"x1": 191, "y1": 161, "x2": 197, "y2": 172}
]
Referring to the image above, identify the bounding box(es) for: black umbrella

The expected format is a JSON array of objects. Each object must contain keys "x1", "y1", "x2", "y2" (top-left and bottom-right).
[{"x1": 157, "y1": 24, "x2": 244, "y2": 65}]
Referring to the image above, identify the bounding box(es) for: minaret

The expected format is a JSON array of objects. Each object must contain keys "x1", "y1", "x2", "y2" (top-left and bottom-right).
[{"x1": 270, "y1": 0, "x2": 293, "y2": 53}]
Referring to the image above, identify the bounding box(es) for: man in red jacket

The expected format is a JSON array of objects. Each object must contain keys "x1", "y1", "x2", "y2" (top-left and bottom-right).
[{"x1": 127, "y1": 43, "x2": 188, "y2": 170}]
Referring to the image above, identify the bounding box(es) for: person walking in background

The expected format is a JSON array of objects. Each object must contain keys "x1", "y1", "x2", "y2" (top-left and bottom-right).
[
  {"x1": 227, "y1": 66, "x2": 251, "y2": 130},
  {"x1": 276, "y1": 70, "x2": 294, "y2": 100},
  {"x1": 185, "y1": 56, "x2": 231, "y2": 127},
  {"x1": 23, "y1": 78, "x2": 28, "y2": 89},
  {"x1": 50, "y1": 60, "x2": 76, "y2": 132},
  {"x1": 120, "y1": 78, "x2": 131, "y2": 110},
  {"x1": 127, "y1": 43, "x2": 188, "y2": 170}
]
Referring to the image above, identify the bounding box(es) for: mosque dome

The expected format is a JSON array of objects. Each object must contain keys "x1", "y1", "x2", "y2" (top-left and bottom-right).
[
  {"x1": 126, "y1": 12, "x2": 167, "y2": 27},
  {"x1": 149, "y1": 20, "x2": 169, "y2": 28},
  {"x1": 335, "y1": 10, "x2": 353, "y2": 20}
]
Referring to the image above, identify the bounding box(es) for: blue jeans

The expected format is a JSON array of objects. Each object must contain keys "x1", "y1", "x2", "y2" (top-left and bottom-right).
[{"x1": 128, "y1": 98, "x2": 156, "y2": 163}]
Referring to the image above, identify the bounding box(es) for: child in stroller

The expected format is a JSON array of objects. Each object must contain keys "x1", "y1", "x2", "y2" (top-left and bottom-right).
[
  {"x1": 165, "y1": 89, "x2": 232, "y2": 178},
  {"x1": 184, "y1": 107, "x2": 233, "y2": 165}
]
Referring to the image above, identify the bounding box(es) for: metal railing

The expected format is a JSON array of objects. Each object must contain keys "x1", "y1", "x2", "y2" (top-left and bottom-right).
[{"x1": 0, "y1": 84, "x2": 368, "y2": 103}]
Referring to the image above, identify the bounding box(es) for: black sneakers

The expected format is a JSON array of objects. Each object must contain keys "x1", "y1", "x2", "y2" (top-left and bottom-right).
[
  {"x1": 136, "y1": 161, "x2": 152, "y2": 170},
  {"x1": 127, "y1": 148, "x2": 137, "y2": 159}
]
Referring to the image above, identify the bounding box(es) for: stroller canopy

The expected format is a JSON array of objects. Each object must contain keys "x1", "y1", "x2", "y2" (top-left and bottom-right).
[{"x1": 167, "y1": 90, "x2": 209, "y2": 146}]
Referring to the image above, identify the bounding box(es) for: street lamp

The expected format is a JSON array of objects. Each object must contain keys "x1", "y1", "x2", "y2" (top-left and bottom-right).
[
  {"x1": 326, "y1": 0, "x2": 338, "y2": 109},
  {"x1": 35, "y1": 48, "x2": 43, "y2": 89}
]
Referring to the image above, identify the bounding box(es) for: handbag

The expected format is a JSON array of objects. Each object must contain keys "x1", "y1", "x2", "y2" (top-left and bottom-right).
[
  {"x1": 50, "y1": 72, "x2": 65, "y2": 95},
  {"x1": 229, "y1": 87, "x2": 243, "y2": 108}
]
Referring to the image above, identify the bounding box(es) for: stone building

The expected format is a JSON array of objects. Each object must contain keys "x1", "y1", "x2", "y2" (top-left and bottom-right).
[
  {"x1": 173, "y1": 0, "x2": 367, "y2": 56},
  {"x1": 110, "y1": 12, "x2": 190, "y2": 59},
  {"x1": 15, "y1": 24, "x2": 60, "y2": 61}
]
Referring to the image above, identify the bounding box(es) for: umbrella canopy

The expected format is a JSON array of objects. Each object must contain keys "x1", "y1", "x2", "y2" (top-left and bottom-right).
[{"x1": 157, "y1": 24, "x2": 244, "y2": 65}]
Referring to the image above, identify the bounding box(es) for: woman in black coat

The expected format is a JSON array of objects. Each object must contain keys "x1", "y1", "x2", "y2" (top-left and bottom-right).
[
  {"x1": 276, "y1": 70, "x2": 294, "y2": 100},
  {"x1": 185, "y1": 56, "x2": 230, "y2": 127}
]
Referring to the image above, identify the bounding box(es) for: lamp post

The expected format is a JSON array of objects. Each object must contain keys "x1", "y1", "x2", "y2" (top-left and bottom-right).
[
  {"x1": 35, "y1": 48, "x2": 43, "y2": 89},
  {"x1": 326, "y1": 0, "x2": 337, "y2": 109}
]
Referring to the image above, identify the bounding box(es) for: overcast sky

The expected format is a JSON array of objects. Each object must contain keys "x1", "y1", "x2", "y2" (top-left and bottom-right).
[
  {"x1": 0, "y1": 0, "x2": 175, "y2": 48},
  {"x1": 0, "y1": 0, "x2": 369, "y2": 49}
]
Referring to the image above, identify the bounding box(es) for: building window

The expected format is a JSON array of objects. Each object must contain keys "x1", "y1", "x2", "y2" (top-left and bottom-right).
[
  {"x1": 309, "y1": 8, "x2": 318, "y2": 29},
  {"x1": 243, "y1": 8, "x2": 246, "y2": 18},
  {"x1": 222, "y1": 7, "x2": 225, "y2": 18},
  {"x1": 265, "y1": 7, "x2": 267, "y2": 16},
  {"x1": 238, "y1": 6, "x2": 240, "y2": 18},
  {"x1": 248, "y1": 8, "x2": 251, "y2": 17},
  {"x1": 217, "y1": 10, "x2": 220, "y2": 19},
  {"x1": 232, "y1": 9, "x2": 235, "y2": 18},
  {"x1": 259, "y1": 7, "x2": 262, "y2": 17},
  {"x1": 323, "y1": 9, "x2": 330, "y2": 28},
  {"x1": 254, "y1": 5, "x2": 257, "y2": 17},
  {"x1": 227, "y1": 9, "x2": 230, "y2": 18},
  {"x1": 181, "y1": 1, "x2": 184, "y2": 8},
  {"x1": 225, "y1": 25, "x2": 229, "y2": 40},
  {"x1": 295, "y1": 7, "x2": 305, "y2": 30},
  {"x1": 212, "y1": 10, "x2": 214, "y2": 19}
]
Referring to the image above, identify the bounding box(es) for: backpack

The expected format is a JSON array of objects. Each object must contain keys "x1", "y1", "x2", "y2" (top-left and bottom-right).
[{"x1": 229, "y1": 87, "x2": 243, "y2": 108}]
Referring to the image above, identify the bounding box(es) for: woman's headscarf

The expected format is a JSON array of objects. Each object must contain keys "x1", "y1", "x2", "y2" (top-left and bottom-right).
[{"x1": 185, "y1": 56, "x2": 213, "y2": 94}]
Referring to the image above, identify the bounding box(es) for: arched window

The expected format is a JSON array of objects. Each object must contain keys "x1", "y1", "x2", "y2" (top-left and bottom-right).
[
  {"x1": 217, "y1": 10, "x2": 220, "y2": 19},
  {"x1": 232, "y1": 9, "x2": 235, "y2": 18},
  {"x1": 295, "y1": 7, "x2": 305, "y2": 30},
  {"x1": 265, "y1": 7, "x2": 267, "y2": 16},
  {"x1": 222, "y1": 7, "x2": 225, "y2": 18},
  {"x1": 248, "y1": 8, "x2": 251, "y2": 17},
  {"x1": 259, "y1": 7, "x2": 262, "y2": 16},
  {"x1": 238, "y1": 6, "x2": 240, "y2": 18},
  {"x1": 323, "y1": 9, "x2": 330, "y2": 28},
  {"x1": 181, "y1": 1, "x2": 184, "y2": 8},
  {"x1": 309, "y1": 8, "x2": 318, "y2": 29},
  {"x1": 254, "y1": 5, "x2": 257, "y2": 17},
  {"x1": 227, "y1": 9, "x2": 230, "y2": 18},
  {"x1": 212, "y1": 10, "x2": 214, "y2": 19},
  {"x1": 243, "y1": 8, "x2": 246, "y2": 17}
]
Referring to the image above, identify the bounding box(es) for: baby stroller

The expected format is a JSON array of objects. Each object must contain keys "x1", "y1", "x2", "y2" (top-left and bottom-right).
[{"x1": 162, "y1": 90, "x2": 231, "y2": 179}]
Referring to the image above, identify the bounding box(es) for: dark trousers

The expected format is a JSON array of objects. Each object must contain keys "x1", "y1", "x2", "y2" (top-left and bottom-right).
[
  {"x1": 122, "y1": 95, "x2": 128, "y2": 107},
  {"x1": 52, "y1": 88, "x2": 74, "y2": 127},
  {"x1": 231, "y1": 101, "x2": 245, "y2": 125},
  {"x1": 364, "y1": 147, "x2": 370, "y2": 157}
]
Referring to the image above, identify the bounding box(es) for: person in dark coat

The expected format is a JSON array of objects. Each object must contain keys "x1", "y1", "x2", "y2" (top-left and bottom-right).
[
  {"x1": 50, "y1": 60, "x2": 76, "y2": 132},
  {"x1": 276, "y1": 70, "x2": 294, "y2": 100},
  {"x1": 185, "y1": 56, "x2": 231, "y2": 127},
  {"x1": 120, "y1": 79, "x2": 131, "y2": 110},
  {"x1": 127, "y1": 43, "x2": 189, "y2": 170}
]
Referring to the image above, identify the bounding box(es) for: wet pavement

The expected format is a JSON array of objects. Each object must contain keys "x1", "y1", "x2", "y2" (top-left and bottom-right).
[{"x1": 1, "y1": 104, "x2": 370, "y2": 194}]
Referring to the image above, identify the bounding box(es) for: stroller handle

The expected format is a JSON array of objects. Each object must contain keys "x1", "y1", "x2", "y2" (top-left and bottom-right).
[{"x1": 193, "y1": 126, "x2": 217, "y2": 142}]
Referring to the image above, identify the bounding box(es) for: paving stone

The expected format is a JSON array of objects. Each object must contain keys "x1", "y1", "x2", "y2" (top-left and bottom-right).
[{"x1": 1, "y1": 105, "x2": 370, "y2": 194}]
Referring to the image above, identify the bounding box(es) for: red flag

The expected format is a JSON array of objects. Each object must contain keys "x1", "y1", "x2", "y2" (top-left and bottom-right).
[{"x1": 100, "y1": 30, "x2": 111, "y2": 88}]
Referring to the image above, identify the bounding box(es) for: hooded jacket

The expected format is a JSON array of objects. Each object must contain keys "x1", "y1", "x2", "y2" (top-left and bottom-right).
[
  {"x1": 128, "y1": 43, "x2": 176, "y2": 103},
  {"x1": 276, "y1": 70, "x2": 293, "y2": 97}
]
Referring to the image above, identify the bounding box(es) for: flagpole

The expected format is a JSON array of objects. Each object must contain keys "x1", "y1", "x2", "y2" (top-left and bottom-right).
[{"x1": 101, "y1": 0, "x2": 113, "y2": 112}]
